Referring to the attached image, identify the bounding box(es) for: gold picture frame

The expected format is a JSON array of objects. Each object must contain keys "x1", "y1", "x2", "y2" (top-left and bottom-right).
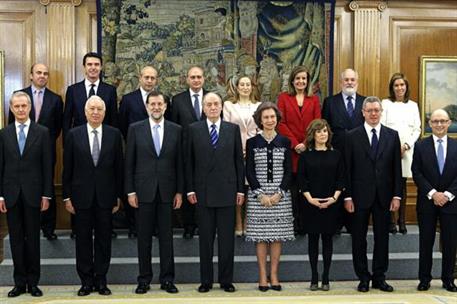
[
  {"x1": 420, "y1": 56, "x2": 457, "y2": 137},
  {"x1": 0, "y1": 50, "x2": 4, "y2": 128}
]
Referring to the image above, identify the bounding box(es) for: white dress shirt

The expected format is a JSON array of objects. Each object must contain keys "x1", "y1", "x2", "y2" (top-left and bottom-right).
[
  {"x1": 427, "y1": 135, "x2": 454, "y2": 202},
  {"x1": 363, "y1": 122, "x2": 381, "y2": 145},
  {"x1": 87, "y1": 123, "x2": 103, "y2": 152},
  {"x1": 85, "y1": 78, "x2": 100, "y2": 97},
  {"x1": 15, "y1": 119, "x2": 31, "y2": 140},
  {"x1": 189, "y1": 89, "x2": 203, "y2": 116}
]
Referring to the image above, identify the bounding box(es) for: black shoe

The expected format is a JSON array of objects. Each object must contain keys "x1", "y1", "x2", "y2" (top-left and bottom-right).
[
  {"x1": 111, "y1": 231, "x2": 117, "y2": 239},
  {"x1": 95, "y1": 285, "x2": 111, "y2": 295},
  {"x1": 160, "y1": 282, "x2": 178, "y2": 293},
  {"x1": 443, "y1": 281, "x2": 457, "y2": 292},
  {"x1": 28, "y1": 285, "x2": 43, "y2": 297},
  {"x1": 258, "y1": 285, "x2": 269, "y2": 292},
  {"x1": 398, "y1": 223, "x2": 407, "y2": 234},
  {"x1": 357, "y1": 281, "x2": 370, "y2": 292},
  {"x1": 221, "y1": 283, "x2": 235, "y2": 292},
  {"x1": 77, "y1": 285, "x2": 93, "y2": 296},
  {"x1": 417, "y1": 281, "x2": 430, "y2": 291},
  {"x1": 372, "y1": 280, "x2": 394, "y2": 292},
  {"x1": 389, "y1": 223, "x2": 398, "y2": 234},
  {"x1": 198, "y1": 284, "x2": 212, "y2": 293},
  {"x1": 7, "y1": 286, "x2": 26, "y2": 297},
  {"x1": 70, "y1": 232, "x2": 76, "y2": 239},
  {"x1": 128, "y1": 231, "x2": 137, "y2": 239},
  {"x1": 135, "y1": 283, "x2": 150, "y2": 294},
  {"x1": 43, "y1": 232, "x2": 58, "y2": 241},
  {"x1": 270, "y1": 284, "x2": 282, "y2": 291}
]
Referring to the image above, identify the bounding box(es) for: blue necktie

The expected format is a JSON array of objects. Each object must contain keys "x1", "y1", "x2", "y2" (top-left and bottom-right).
[
  {"x1": 193, "y1": 94, "x2": 201, "y2": 120},
  {"x1": 210, "y1": 124, "x2": 218, "y2": 148},
  {"x1": 18, "y1": 124, "x2": 26, "y2": 155},
  {"x1": 347, "y1": 96, "x2": 354, "y2": 118},
  {"x1": 153, "y1": 124, "x2": 161, "y2": 156},
  {"x1": 437, "y1": 139, "x2": 445, "y2": 174},
  {"x1": 371, "y1": 128, "x2": 378, "y2": 158}
]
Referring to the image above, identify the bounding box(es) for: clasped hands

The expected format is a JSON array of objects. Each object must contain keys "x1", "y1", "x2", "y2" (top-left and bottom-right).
[
  {"x1": 259, "y1": 193, "x2": 282, "y2": 207},
  {"x1": 308, "y1": 197, "x2": 336, "y2": 209},
  {"x1": 432, "y1": 192, "x2": 449, "y2": 207}
]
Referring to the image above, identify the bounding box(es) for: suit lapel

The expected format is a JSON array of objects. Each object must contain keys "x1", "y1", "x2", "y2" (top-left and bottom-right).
[
  {"x1": 81, "y1": 126, "x2": 95, "y2": 166},
  {"x1": 5, "y1": 124, "x2": 20, "y2": 156},
  {"x1": 376, "y1": 126, "x2": 388, "y2": 160},
  {"x1": 442, "y1": 137, "x2": 456, "y2": 176},
  {"x1": 98, "y1": 125, "x2": 110, "y2": 165},
  {"x1": 135, "y1": 90, "x2": 148, "y2": 117},
  {"x1": 143, "y1": 120, "x2": 157, "y2": 157},
  {"x1": 37, "y1": 89, "x2": 52, "y2": 123},
  {"x1": 217, "y1": 122, "x2": 228, "y2": 149},
  {"x1": 336, "y1": 93, "x2": 351, "y2": 123},
  {"x1": 185, "y1": 93, "x2": 198, "y2": 121},
  {"x1": 357, "y1": 126, "x2": 372, "y2": 159},
  {"x1": 22, "y1": 122, "x2": 39, "y2": 158}
]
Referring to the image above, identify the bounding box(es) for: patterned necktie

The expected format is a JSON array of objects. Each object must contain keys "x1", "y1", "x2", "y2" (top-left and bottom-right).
[
  {"x1": 18, "y1": 124, "x2": 26, "y2": 155},
  {"x1": 92, "y1": 129, "x2": 100, "y2": 166},
  {"x1": 34, "y1": 90, "x2": 43, "y2": 121},
  {"x1": 210, "y1": 124, "x2": 218, "y2": 148},
  {"x1": 347, "y1": 95, "x2": 354, "y2": 118},
  {"x1": 153, "y1": 124, "x2": 161, "y2": 156},
  {"x1": 88, "y1": 84, "x2": 96, "y2": 98},
  {"x1": 193, "y1": 94, "x2": 201, "y2": 120},
  {"x1": 371, "y1": 128, "x2": 378, "y2": 157},
  {"x1": 437, "y1": 139, "x2": 445, "y2": 174}
]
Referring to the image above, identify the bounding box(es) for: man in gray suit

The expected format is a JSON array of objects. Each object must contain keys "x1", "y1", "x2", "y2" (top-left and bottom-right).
[
  {"x1": 125, "y1": 91, "x2": 183, "y2": 294},
  {"x1": 0, "y1": 92, "x2": 52, "y2": 297},
  {"x1": 186, "y1": 92, "x2": 245, "y2": 293}
]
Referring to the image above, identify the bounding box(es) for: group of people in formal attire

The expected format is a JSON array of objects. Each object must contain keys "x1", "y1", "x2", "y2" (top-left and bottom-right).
[{"x1": 0, "y1": 52, "x2": 456, "y2": 299}]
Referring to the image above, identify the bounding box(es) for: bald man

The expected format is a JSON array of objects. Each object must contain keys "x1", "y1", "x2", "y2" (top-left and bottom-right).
[
  {"x1": 412, "y1": 109, "x2": 457, "y2": 292},
  {"x1": 9, "y1": 63, "x2": 63, "y2": 241}
]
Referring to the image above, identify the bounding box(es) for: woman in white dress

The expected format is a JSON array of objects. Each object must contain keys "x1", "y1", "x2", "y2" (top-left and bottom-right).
[
  {"x1": 223, "y1": 75, "x2": 261, "y2": 236},
  {"x1": 381, "y1": 73, "x2": 421, "y2": 234}
]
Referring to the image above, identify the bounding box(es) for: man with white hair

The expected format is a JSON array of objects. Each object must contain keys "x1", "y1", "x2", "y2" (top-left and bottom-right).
[{"x1": 62, "y1": 96, "x2": 123, "y2": 296}]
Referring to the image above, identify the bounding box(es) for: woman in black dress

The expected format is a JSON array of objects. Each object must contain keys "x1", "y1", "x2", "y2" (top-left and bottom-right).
[{"x1": 297, "y1": 119, "x2": 344, "y2": 291}]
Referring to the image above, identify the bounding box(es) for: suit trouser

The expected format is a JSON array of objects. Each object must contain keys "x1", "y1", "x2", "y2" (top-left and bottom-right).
[
  {"x1": 75, "y1": 203, "x2": 112, "y2": 286},
  {"x1": 41, "y1": 166, "x2": 55, "y2": 234},
  {"x1": 181, "y1": 199, "x2": 197, "y2": 230},
  {"x1": 6, "y1": 193, "x2": 41, "y2": 287},
  {"x1": 351, "y1": 200, "x2": 390, "y2": 282},
  {"x1": 197, "y1": 204, "x2": 235, "y2": 285},
  {"x1": 136, "y1": 194, "x2": 175, "y2": 284},
  {"x1": 418, "y1": 210, "x2": 457, "y2": 283}
]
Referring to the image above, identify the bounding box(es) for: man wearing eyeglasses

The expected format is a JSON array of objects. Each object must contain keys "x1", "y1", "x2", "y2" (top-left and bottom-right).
[
  {"x1": 344, "y1": 96, "x2": 402, "y2": 293},
  {"x1": 412, "y1": 109, "x2": 457, "y2": 292}
]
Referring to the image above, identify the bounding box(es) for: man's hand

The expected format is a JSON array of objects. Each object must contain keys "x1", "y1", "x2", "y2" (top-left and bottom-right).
[
  {"x1": 432, "y1": 192, "x2": 449, "y2": 207},
  {"x1": 187, "y1": 193, "x2": 198, "y2": 205},
  {"x1": 0, "y1": 199, "x2": 7, "y2": 213},
  {"x1": 390, "y1": 198, "x2": 400, "y2": 212},
  {"x1": 128, "y1": 194, "x2": 139, "y2": 208},
  {"x1": 236, "y1": 193, "x2": 245, "y2": 206},
  {"x1": 344, "y1": 199, "x2": 355, "y2": 213},
  {"x1": 41, "y1": 198, "x2": 50, "y2": 211},
  {"x1": 173, "y1": 193, "x2": 183, "y2": 209},
  {"x1": 112, "y1": 199, "x2": 121, "y2": 213},
  {"x1": 65, "y1": 200, "x2": 75, "y2": 214}
]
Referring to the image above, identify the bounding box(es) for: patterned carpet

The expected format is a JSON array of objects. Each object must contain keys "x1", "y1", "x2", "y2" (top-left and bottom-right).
[{"x1": 0, "y1": 281, "x2": 456, "y2": 304}]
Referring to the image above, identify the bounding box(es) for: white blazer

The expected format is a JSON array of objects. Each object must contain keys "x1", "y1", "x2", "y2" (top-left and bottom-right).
[{"x1": 381, "y1": 99, "x2": 421, "y2": 177}]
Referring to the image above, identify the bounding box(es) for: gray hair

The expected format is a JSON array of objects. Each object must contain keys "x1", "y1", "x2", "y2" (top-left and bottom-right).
[
  {"x1": 202, "y1": 92, "x2": 222, "y2": 105},
  {"x1": 362, "y1": 96, "x2": 382, "y2": 109},
  {"x1": 84, "y1": 95, "x2": 106, "y2": 111},
  {"x1": 10, "y1": 91, "x2": 32, "y2": 106}
]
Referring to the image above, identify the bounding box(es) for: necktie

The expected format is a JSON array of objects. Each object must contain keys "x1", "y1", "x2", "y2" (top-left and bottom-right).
[
  {"x1": 92, "y1": 129, "x2": 100, "y2": 166},
  {"x1": 371, "y1": 128, "x2": 378, "y2": 158},
  {"x1": 437, "y1": 139, "x2": 445, "y2": 174},
  {"x1": 153, "y1": 124, "x2": 161, "y2": 156},
  {"x1": 18, "y1": 124, "x2": 26, "y2": 155},
  {"x1": 34, "y1": 90, "x2": 43, "y2": 121},
  {"x1": 88, "y1": 84, "x2": 96, "y2": 98},
  {"x1": 347, "y1": 95, "x2": 354, "y2": 118},
  {"x1": 193, "y1": 94, "x2": 201, "y2": 120},
  {"x1": 210, "y1": 124, "x2": 218, "y2": 148}
]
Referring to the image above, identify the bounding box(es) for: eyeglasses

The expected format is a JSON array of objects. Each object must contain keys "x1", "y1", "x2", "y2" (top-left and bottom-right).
[
  {"x1": 363, "y1": 109, "x2": 382, "y2": 114},
  {"x1": 430, "y1": 119, "x2": 449, "y2": 125}
]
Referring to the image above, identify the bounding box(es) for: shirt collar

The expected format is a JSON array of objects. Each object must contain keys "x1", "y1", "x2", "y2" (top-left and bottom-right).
[
  {"x1": 206, "y1": 118, "x2": 221, "y2": 130},
  {"x1": 342, "y1": 92, "x2": 355, "y2": 101},
  {"x1": 31, "y1": 84, "x2": 45, "y2": 95},
  {"x1": 85, "y1": 78, "x2": 100, "y2": 88},
  {"x1": 432, "y1": 134, "x2": 448, "y2": 144},
  {"x1": 15, "y1": 119, "x2": 31, "y2": 128},
  {"x1": 140, "y1": 87, "x2": 150, "y2": 102},
  {"x1": 364, "y1": 122, "x2": 381, "y2": 135},
  {"x1": 189, "y1": 88, "x2": 203, "y2": 97},
  {"x1": 87, "y1": 123, "x2": 102, "y2": 134},
  {"x1": 149, "y1": 117, "x2": 164, "y2": 129}
]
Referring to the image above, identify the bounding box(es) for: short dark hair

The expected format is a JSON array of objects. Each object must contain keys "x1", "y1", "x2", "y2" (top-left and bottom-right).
[
  {"x1": 146, "y1": 90, "x2": 164, "y2": 104},
  {"x1": 252, "y1": 101, "x2": 281, "y2": 130},
  {"x1": 388, "y1": 72, "x2": 410, "y2": 102},
  {"x1": 83, "y1": 52, "x2": 103, "y2": 66},
  {"x1": 305, "y1": 119, "x2": 333, "y2": 150}
]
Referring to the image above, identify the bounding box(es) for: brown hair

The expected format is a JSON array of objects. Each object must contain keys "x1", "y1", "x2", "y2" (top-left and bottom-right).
[
  {"x1": 253, "y1": 101, "x2": 282, "y2": 130},
  {"x1": 388, "y1": 72, "x2": 410, "y2": 102},
  {"x1": 305, "y1": 119, "x2": 333, "y2": 150},
  {"x1": 287, "y1": 65, "x2": 311, "y2": 96}
]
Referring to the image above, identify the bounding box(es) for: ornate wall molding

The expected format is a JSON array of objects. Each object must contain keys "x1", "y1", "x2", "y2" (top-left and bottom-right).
[
  {"x1": 39, "y1": 0, "x2": 82, "y2": 7},
  {"x1": 349, "y1": 1, "x2": 387, "y2": 12}
]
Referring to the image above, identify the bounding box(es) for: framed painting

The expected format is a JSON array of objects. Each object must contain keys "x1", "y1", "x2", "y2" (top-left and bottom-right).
[
  {"x1": 0, "y1": 50, "x2": 4, "y2": 129},
  {"x1": 420, "y1": 56, "x2": 457, "y2": 137}
]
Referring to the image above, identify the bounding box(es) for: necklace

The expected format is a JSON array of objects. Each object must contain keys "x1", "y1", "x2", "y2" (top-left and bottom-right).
[{"x1": 262, "y1": 131, "x2": 277, "y2": 142}]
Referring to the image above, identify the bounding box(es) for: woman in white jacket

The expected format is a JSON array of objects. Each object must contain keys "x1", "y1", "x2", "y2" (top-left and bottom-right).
[{"x1": 381, "y1": 73, "x2": 421, "y2": 234}]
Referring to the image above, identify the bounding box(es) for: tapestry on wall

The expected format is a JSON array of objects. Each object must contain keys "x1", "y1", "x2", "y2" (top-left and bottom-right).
[{"x1": 99, "y1": 0, "x2": 335, "y2": 102}]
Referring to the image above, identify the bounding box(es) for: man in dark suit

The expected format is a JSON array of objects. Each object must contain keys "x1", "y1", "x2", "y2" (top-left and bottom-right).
[
  {"x1": 63, "y1": 52, "x2": 119, "y2": 238},
  {"x1": 344, "y1": 96, "x2": 402, "y2": 293},
  {"x1": 322, "y1": 68, "x2": 365, "y2": 235},
  {"x1": 412, "y1": 109, "x2": 457, "y2": 292},
  {"x1": 125, "y1": 91, "x2": 183, "y2": 294},
  {"x1": 186, "y1": 92, "x2": 244, "y2": 293},
  {"x1": 171, "y1": 66, "x2": 208, "y2": 239},
  {"x1": 8, "y1": 63, "x2": 63, "y2": 240},
  {"x1": 62, "y1": 96, "x2": 123, "y2": 296},
  {"x1": 0, "y1": 92, "x2": 53, "y2": 298}
]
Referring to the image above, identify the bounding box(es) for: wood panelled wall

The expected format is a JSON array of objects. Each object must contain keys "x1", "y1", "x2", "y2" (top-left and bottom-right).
[{"x1": 0, "y1": 0, "x2": 456, "y2": 226}]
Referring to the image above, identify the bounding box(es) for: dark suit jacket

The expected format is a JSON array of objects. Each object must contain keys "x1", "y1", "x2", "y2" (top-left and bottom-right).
[
  {"x1": 10, "y1": 86, "x2": 63, "y2": 163},
  {"x1": 185, "y1": 120, "x2": 244, "y2": 207},
  {"x1": 0, "y1": 122, "x2": 52, "y2": 208},
  {"x1": 344, "y1": 124, "x2": 402, "y2": 210},
  {"x1": 322, "y1": 92, "x2": 365, "y2": 152},
  {"x1": 119, "y1": 89, "x2": 172, "y2": 139},
  {"x1": 171, "y1": 90, "x2": 208, "y2": 128},
  {"x1": 63, "y1": 80, "x2": 118, "y2": 139},
  {"x1": 125, "y1": 119, "x2": 183, "y2": 203},
  {"x1": 412, "y1": 136, "x2": 457, "y2": 214},
  {"x1": 62, "y1": 124, "x2": 123, "y2": 209}
]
